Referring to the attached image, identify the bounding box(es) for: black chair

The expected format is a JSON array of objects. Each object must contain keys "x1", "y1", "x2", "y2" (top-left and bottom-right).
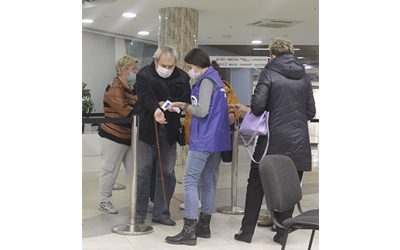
[{"x1": 258, "y1": 155, "x2": 319, "y2": 250}]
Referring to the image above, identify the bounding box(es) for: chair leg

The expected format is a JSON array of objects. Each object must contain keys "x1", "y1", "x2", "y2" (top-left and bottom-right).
[
  {"x1": 281, "y1": 228, "x2": 290, "y2": 250},
  {"x1": 308, "y1": 229, "x2": 315, "y2": 250}
]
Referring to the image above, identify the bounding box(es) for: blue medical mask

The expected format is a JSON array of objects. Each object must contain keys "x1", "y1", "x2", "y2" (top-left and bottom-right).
[{"x1": 128, "y1": 72, "x2": 136, "y2": 84}]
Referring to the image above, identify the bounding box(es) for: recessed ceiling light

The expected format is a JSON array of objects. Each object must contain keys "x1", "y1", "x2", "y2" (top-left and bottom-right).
[
  {"x1": 122, "y1": 12, "x2": 136, "y2": 18},
  {"x1": 138, "y1": 31, "x2": 149, "y2": 36},
  {"x1": 82, "y1": 19, "x2": 94, "y2": 24},
  {"x1": 251, "y1": 40, "x2": 262, "y2": 44},
  {"x1": 297, "y1": 57, "x2": 304, "y2": 59}
]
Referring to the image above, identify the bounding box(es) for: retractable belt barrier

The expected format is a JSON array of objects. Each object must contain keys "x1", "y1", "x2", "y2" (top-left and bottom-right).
[
  {"x1": 82, "y1": 115, "x2": 319, "y2": 226},
  {"x1": 217, "y1": 119, "x2": 244, "y2": 215},
  {"x1": 83, "y1": 115, "x2": 153, "y2": 235},
  {"x1": 83, "y1": 113, "x2": 319, "y2": 123}
]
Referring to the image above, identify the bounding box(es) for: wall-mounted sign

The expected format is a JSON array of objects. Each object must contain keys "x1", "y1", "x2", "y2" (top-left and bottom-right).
[{"x1": 210, "y1": 56, "x2": 269, "y2": 68}]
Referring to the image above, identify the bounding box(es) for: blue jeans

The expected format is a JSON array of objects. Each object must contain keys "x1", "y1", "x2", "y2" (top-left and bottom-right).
[
  {"x1": 136, "y1": 126, "x2": 177, "y2": 220},
  {"x1": 183, "y1": 151, "x2": 221, "y2": 219}
]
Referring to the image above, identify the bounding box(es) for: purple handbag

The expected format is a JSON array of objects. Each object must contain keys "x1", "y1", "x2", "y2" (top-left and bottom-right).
[{"x1": 239, "y1": 111, "x2": 269, "y2": 163}]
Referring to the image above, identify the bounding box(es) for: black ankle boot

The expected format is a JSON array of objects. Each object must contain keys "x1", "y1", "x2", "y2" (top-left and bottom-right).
[
  {"x1": 165, "y1": 218, "x2": 197, "y2": 246},
  {"x1": 234, "y1": 229, "x2": 253, "y2": 243},
  {"x1": 196, "y1": 212, "x2": 211, "y2": 238},
  {"x1": 273, "y1": 234, "x2": 284, "y2": 245},
  {"x1": 273, "y1": 226, "x2": 286, "y2": 245}
]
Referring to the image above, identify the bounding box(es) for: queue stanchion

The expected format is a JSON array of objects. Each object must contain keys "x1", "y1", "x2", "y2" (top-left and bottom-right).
[
  {"x1": 217, "y1": 119, "x2": 244, "y2": 215},
  {"x1": 112, "y1": 115, "x2": 153, "y2": 235}
]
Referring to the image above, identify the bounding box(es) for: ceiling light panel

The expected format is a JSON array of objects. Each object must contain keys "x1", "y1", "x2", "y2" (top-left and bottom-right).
[
  {"x1": 122, "y1": 12, "x2": 136, "y2": 18},
  {"x1": 251, "y1": 40, "x2": 262, "y2": 44},
  {"x1": 138, "y1": 31, "x2": 149, "y2": 36},
  {"x1": 82, "y1": 19, "x2": 94, "y2": 24}
]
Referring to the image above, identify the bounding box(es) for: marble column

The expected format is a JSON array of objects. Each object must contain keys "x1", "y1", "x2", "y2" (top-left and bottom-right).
[
  {"x1": 158, "y1": 7, "x2": 199, "y2": 69},
  {"x1": 159, "y1": 7, "x2": 198, "y2": 167}
]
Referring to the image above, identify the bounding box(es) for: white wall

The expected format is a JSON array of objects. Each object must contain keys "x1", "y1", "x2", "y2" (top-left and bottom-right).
[
  {"x1": 199, "y1": 45, "x2": 238, "y2": 56},
  {"x1": 82, "y1": 31, "x2": 116, "y2": 113},
  {"x1": 114, "y1": 38, "x2": 126, "y2": 63}
]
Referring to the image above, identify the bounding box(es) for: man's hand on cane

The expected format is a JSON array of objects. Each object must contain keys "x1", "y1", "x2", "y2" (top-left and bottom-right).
[{"x1": 154, "y1": 108, "x2": 167, "y2": 124}]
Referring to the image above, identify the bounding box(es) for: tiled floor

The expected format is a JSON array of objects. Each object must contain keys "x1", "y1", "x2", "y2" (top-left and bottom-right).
[{"x1": 83, "y1": 145, "x2": 319, "y2": 249}]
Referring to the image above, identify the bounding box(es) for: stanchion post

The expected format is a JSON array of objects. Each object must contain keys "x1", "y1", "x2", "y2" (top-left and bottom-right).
[
  {"x1": 112, "y1": 115, "x2": 153, "y2": 235},
  {"x1": 217, "y1": 119, "x2": 244, "y2": 215}
]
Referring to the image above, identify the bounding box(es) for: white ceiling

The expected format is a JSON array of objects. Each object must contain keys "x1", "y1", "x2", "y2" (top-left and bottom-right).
[{"x1": 82, "y1": 0, "x2": 319, "y2": 46}]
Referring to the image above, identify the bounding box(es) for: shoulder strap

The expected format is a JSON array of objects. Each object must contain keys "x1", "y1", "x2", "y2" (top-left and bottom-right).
[{"x1": 240, "y1": 131, "x2": 269, "y2": 164}]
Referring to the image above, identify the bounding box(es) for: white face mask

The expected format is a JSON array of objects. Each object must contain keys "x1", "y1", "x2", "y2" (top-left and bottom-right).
[
  {"x1": 188, "y1": 68, "x2": 202, "y2": 80},
  {"x1": 156, "y1": 65, "x2": 173, "y2": 78}
]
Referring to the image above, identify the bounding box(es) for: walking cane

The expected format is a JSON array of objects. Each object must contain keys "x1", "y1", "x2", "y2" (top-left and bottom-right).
[{"x1": 154, "y1": 120, "x2": 169, "y2": 210}]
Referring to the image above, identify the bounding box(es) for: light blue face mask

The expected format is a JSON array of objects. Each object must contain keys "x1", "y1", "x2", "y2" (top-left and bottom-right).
[{"x1": 128, "y1": 72, "x2": 136, "y2": 85}]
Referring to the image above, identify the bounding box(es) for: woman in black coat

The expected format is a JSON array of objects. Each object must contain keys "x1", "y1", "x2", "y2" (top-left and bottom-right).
[{"x1": 233, "y1": 37, "x2": 316, "y2": 245}]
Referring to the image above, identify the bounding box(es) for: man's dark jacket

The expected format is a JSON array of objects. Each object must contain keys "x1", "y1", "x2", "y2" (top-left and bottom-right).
[
  {"x1": 135, "y1": 61, "x2": 191, "y2": 145},
  {"x1": 251, "y1": 54, "x2": 316, "y2": 171}
]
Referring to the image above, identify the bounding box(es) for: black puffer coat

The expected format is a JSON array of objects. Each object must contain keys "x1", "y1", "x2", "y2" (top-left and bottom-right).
[{"x1": 251, "y1": 54, "x2": 316, "y2": 171}]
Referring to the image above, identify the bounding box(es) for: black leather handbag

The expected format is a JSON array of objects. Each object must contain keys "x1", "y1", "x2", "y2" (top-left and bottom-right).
[
  {"x1": 177, "y1": 124, "x2": 186, "y2": 146},
  {"x1": 221, "y1": 124, "x2": 235, "y2": 162},
  {"x1": 221, "y1": 150, "x2": 232, "y2": 162}
]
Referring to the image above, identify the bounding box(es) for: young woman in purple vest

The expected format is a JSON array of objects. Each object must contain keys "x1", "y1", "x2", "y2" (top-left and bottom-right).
[{"x1": 165, "y1": 48, "x2": 231, "y2": 246}]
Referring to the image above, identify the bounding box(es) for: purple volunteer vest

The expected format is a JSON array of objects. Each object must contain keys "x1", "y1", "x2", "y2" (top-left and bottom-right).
[{"x1": 189, "y1": 67, "x2": 231, "y2": 152}]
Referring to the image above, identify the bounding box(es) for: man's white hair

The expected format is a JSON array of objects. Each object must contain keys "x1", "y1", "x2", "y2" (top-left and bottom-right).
[{"x1": 153, "y1": 45, "x2": 178, "y2": 62}]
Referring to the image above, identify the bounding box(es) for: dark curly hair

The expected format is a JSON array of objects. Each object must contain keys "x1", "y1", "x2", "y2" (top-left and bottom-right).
[{"x1": 269, "y1": 37, "x2": 294, "y2": 57}]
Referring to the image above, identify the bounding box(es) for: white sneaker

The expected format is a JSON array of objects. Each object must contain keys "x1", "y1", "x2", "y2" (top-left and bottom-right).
[
  {"x1": 112, "y1": 182, "x2": 126, "y2": 190},
  {"x1": 98, "y1": 201, "x2": 118, "y2": 214}
]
